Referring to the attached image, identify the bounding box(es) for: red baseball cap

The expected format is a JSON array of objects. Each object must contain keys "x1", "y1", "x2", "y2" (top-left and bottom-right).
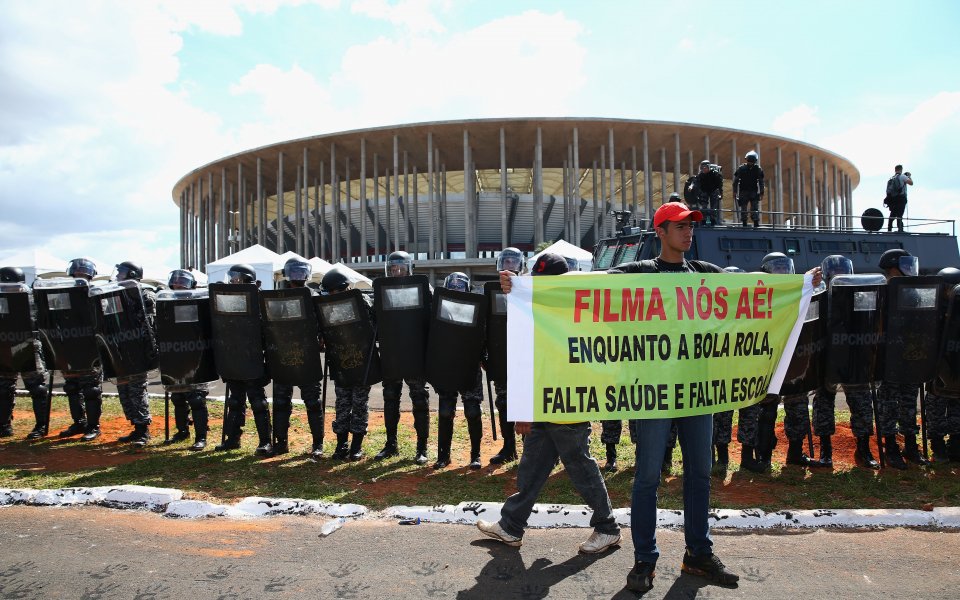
[{"x1": 654, "y1": 202, "x2": 703, "y2": 228}]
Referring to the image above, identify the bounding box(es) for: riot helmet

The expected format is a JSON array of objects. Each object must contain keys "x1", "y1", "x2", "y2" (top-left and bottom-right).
[
  {"x1": 723, "y1": 266, "x2": 745, "y2": 273},
  {"x1": 321, "y1": 269, "x2": 351, "y2": 294},
  {"x1": 0, "y1": 266, "x2": 25, "y2": 283},
  {"x1": 699, "y1": 159, "x2": 711, "y2": 172},
  {"x1": 564, "y1": 256, "x2": 580, "y2": 272},
  {"x1": 497, "y1": 247, "x2": 525, "y2": 274},
  {"x1": 167, "y1": 269, "x2": 197, "y2": 290},
  {"x1": 226, "y1": 263, "x2": 257, "y2": 284},
  {"x1": 115, "y1": 260, "x2": 143, "y2": 281},
  {"x1": 67, "y1": 257, "x2": 97, "y2": 280},
  {"x1": 761, "y1": 252, "x2": 795, "y2": 275},
  {"x1": 879, "y1": 248, "x2": 918, "y2": 276},
  {"x1": 821, "y1": 255, "x2": 854, "y2": 284},
  {"x1": 385, "y1": 251, "x2": 413, "y2": 277},
  {"x1": 283, "y1": 257, "x2": 312, "y2": 282},
  {"x1": 668, "y1": 192, "x2": 682, "y2": 202},
  {"x1": 745, "y1": 150, "x2": 759, "y2": 163},
  {"x1": 443, "y1": 272, "x2": 470, "y2": 292},
  {"x1": 937, "y1": 267, "x2": 960, "y2": 286}
]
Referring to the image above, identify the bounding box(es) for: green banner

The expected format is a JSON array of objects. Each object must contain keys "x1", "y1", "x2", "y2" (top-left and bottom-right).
[{"x1": 506, "y1": 273, "x2": 813, "y2": 422}]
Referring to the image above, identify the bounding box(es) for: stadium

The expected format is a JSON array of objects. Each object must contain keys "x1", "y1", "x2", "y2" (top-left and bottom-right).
[{"x1": 171, "y1": 118, "x2": 860, "y2": 282}]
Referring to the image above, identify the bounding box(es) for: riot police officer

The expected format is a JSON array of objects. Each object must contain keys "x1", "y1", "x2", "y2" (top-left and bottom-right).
[
  {"x1": 732, "y1": 151, "x2": 764, "y2": 228},
  {"x1": 214, "y1": 264, "x2": 273, "y2": 455},
  {"x1": 59, "y1": 258, "x2": 103, "y2": 441},
  {"x1": 163, "y1": 269, "x2": 209, "y2": 451},
  {"x1": 112, "y1": 261, "x2": 156, "y2": 448},
  {"x1": 271, "y1": 258, "x2": 324, "y2": 457},
  {"x1": 876, "y1": 249, "x2": 927, "y2": 468},
  {"x1": 0, "y1": 266, "x2": 50, "y2": 439},
  {"x1": 690, "y1": 160, "x2": 724, "y2": 226},
  {"x1": 489, "y1": 247, "x2": 525, "y2": 465},
  {"x1": 375, "y1": 251, "x2": 432, "y2": 464},
  {"x1": 927, "y1": 267, "x2": 960, "y2": 462},
  {"x1": 433, "y1": 272, "x2": 484, "y2": 470}
]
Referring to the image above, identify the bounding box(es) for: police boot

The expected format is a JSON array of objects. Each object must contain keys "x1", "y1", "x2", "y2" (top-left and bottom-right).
[
  {"x1": 130, "y1": 423, "x2": 150, "y2": 448},
  {"x1": 27, "y1": 387, "x2": 49, "y2": 439},
  {"x1": 434, "y1": 417, "x2": 453, "y2": 469},
  {"x1": 214, "y1": 410, "x2": 243, "y2": 451},
  {"x1": 785, "y1": 439, "x2": 813, "y2": 467},
  {"x1": 168, "y1": 403, "x2": 191, "y2": 443},
  {"x1": 812, "y1": 436, "x2": 832, "y2": 467},
  {"x1": 490, "y1": 415, "x2": 517, "y2": 464},
  {"x1": 901, "y1": 435, "x2": 930, "y2": 466},
  {"x1": 273, "y1": 408, "x2": 290, "y2": 455},
  {"x1": 118, "y1": 427, "x2": 139, "y2": 443},
  {"x1": 740, "y1": 446, "x2": 766, "y2": 473},
  {"x1": 604, "y1": 443, "x2": 618, "y2": 473},
  {"x1": 712, "y1": 444, "x2": 729, "y2": 475},
  {"x1": 375, "y1": 402, "x2": 401, "y2": 460},
  {"x1": 374, "y1": 437, "x2": 399, "y2": 461},
  {"x1": 884, "y1": 435, "x2": 907, "y2": 470},
  {"x1": 930, "y1": 436, "x2": 949, "y2": 463},
  {"x1": 189, "y1": 407, "x2": 208, "y2": 451},
  {"x1": 332, "y1": 432, "x2": 350, "y2": 460},
  {"x1": 467, "y1": 416, "x2": 482, "y2": 470},
  {"x1": 741, "y1": 217, "x2": 748, "y2": 228},
  {"x1": 947, "y1": 435, "x2": 960, "y2": 462},
  {"x1": 253, "y1": 411, "x2": 273, "y2": 456},
  {"x1": 80, "y1": 395, "x2": 102, "y2": 442},
  {"x1": 854, "y1": 436, "x2": 880, "y2": 469},
  {"x1": 0, "y1": 422, "x2": 11, "y2": 437},
  {"x1": 307, "y1": 411, "x2": 325, "y2": 459},
  {"x1": 753, "y1": 219, "x2": 759, "y2": 228},
  {"x1": 413, "y1": 420, "x2": 430, "y2": 465},
  {"x1": 348, "y1": 433, "x2": 365, "y2": 461}
]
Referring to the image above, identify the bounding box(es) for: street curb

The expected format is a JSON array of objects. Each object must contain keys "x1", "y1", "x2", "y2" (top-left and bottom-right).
[{"x1": 2, "y1": 486, "x2": 959, "y2": 529}]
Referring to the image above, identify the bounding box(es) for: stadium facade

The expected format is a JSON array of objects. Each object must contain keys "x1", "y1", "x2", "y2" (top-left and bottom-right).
[{"x1": 172, "y1": 118, "x2": 859, "y2": 281}]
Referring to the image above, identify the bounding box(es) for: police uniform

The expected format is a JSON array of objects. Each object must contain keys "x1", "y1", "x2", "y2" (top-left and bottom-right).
[
  {"x1": 115, "y1": 285, "x2": 157, "y2": 445},
  {"x1": 434, "y1": 369, "x2": 484, "y2": 469},
  {"x1": 925, "y1": 382, "x2": 960, "y2": 461},
  {"x1": 166, "y1": 382, "x2": 209, "y2": 450},
  {"x1": 0, "y1": 339, "x2": 49, "y2": 438}
]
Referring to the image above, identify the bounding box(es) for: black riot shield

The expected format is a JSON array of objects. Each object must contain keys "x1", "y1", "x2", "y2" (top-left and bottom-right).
[
  {"x1": 483, "y1": 281, "x2": 508, "y2": 383},
  {"x1": 425, "y1": 288, "x2": 486, "y2": 392},
  {"x1": 937, "y1": 284, "x2": 960, "y2": 392},
  {"x1": 155, "y1": 290, "x2": 219, "y2": 386},
  {"x1": 884, "y1": 276, "x2": 943, "y2": 384},
  {"x1": 34, "y1": 278, "x2": 100, "y2": 373},
  {"x1": 0, "y1": 284, "x2": 40, "y2": 374},
  {"x1": 260, "y1": 287, "x2": 323, "y2": 386},
  {"x1": 208, "y1": 283, "x2": 264, "y2": 381},
  {"x1": 90, "y1": 280, "x2": 158, "y2": 379},
  {"x1": 373, "y1": 275, "x2": 430, "y2": 381},
  {"x1": 825, "y1": 275, "x2": 886, "y2": 386},
  {"x1": 779, "y1": 288, "x2": 826, "y2": 396},
  {"x1": 315, "y1": 290, "x2": 381, "y2": 387}
]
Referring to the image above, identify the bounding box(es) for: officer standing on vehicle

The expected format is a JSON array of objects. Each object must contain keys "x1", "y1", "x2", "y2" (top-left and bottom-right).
[
  {"x1": 433, "y1": 272, "x2": 485, "y2": 470},
  {"x1": 270, "y1": 258, "x2": 324, "y2": 457},
  {"x1": 690, "y1": 160, "x2": 724, "y2": 226},
  {"x1": 214, "y1": 264, "x2": 272, "y2": 456},
  {"x1": 58, "y1": 258, "x2": 103, "y2": 441},
  {"x1": 162, "y1": 269, "x2": 210, "y2": 451},
  {"x1": 876, "y1": 249, "x2": 928, "y2": 468},
  {"x1": 0, "y1": 267, "x2": 50, "y2": 439},
  {"x1": 112, "y1": 261, "x2": 156, "y2": 448},
  {"x1": 489, "y1": 247, "x2": 525, "y2": 465},
  {"x1": 375, "y1": 251, "x2": 432, "y2": 464},
  {"x1": 733, "y1": 151, "x2": 764, "y2": 228}
]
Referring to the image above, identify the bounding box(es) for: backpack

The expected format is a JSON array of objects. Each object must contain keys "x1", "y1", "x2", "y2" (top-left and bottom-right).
[{"x1": 886, "y1": 174, "x2": 903, "y2": 198}]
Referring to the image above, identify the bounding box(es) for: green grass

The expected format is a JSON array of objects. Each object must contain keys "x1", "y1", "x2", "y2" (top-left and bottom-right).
[{"x1": 1, "y1": 397, "x2": 958, "y2": 511}]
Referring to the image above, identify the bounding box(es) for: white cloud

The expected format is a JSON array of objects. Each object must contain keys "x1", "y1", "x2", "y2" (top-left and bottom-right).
[
  {"x1": 351, "y1": 0, "x2": 448, "y2": 34},
  {"x1": 770, "y1": 104, "x2": 820, "y2": 140}
]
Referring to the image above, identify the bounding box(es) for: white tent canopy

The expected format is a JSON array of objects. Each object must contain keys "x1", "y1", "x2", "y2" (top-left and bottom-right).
[
  {"x1": 205, "y1": 244, "x2": 283, "y2": 289},
  {"x1": 530, "y1": 240, "x2": 594, "y2": 272},
  {"x1": 306, "y1": 259, "x2": 372, "y2": 289},
  {"x1": 0, "y1": 248, "x2": 68, "y2": 285}
]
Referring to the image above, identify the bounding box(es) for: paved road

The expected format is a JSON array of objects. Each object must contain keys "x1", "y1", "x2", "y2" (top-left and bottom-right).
[{"x1": 0, "y1": 506, "x2": 957, "y2": 599}]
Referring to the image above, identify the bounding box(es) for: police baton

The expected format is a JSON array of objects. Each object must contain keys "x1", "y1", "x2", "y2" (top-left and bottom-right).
[
  {"x1": 221, "y1": 382, "x2": 230, "y2": 446},
  {"x1": 362, "y1": 323, "x2": 378, "y2": 387},
  {"x1": 46, "y1": 370, "x2": 54, "y2": 431},
  {"x1": 320, "y1": 354, "x2": 329, "y2": 423},
  {"x1": 164, "y1": 390, "x2": 170, "y2": 443},
  {"x1": 485, "y1": 370, "x2": 497, "y2": 441},
  {"x1": 919, "y1": 385, "x2": 929, "y2": 460},
  {"x1": 870, "y1": 384, "x2": 885, "y2": 468}
]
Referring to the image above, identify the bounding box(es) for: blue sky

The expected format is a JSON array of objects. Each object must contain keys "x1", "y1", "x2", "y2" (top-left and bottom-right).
[{"x1": 1, "y1": 0, "x2": 958, "y2": 276}]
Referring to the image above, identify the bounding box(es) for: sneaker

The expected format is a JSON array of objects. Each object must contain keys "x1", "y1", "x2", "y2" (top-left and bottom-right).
[
  {"x1": 578, "y1": 531, "x2": 622, "y2": 554},
  {"x1": 626, "y1": 561, "x2": 656, "y2": 593},
  {"x1": 681, "y1": 550, "x2": 740, "y2": 586},
  {"x1": 476, "y1": 520, "x2": 522, "y2": 547}
]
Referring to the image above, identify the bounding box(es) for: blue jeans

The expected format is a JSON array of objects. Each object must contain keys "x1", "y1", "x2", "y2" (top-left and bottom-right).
[
  {"x1": 632, "y1": 414, "x2": 713, "y2": 563},
  {"x1": 499, "y1": 422, "x2": 618, "y2": 538}
]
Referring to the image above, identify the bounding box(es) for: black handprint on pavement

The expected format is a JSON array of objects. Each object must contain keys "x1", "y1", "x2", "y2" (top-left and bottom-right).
[
  {"x1": 412, "y1": 561, "x2": 443, "y2": 576},
  {"x1": 264, "y1": 576, "x2": 294, "y2": 593}
]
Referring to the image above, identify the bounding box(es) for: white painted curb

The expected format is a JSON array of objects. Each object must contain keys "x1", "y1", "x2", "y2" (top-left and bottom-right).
[{"x1": 1, "y1": 486, "x2": 957, "y2": 529}]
